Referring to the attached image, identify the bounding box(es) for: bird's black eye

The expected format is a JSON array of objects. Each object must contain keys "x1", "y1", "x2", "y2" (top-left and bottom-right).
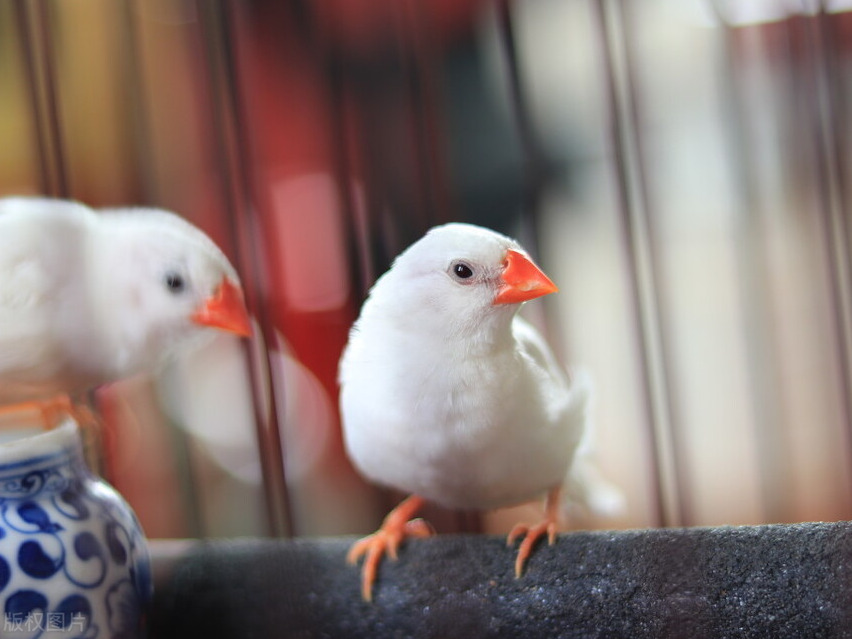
[
  {"x1": 451, "y1": 262, "x2": 475, "y2": 280},
  {"x1": 164, "y1": 270, "x2": 186, "y2": 294}
]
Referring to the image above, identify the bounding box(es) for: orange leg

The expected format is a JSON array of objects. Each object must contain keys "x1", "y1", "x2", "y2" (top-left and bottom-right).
[
  {"x1": 0, "y1": 395, "x2": 90, "y2": 429},
  {"x1": 507, "y1": 486, "x2": 561, "y2": 578},
  {"x1": 347, "y1": 494, "x2": 434, "y2": 602}
]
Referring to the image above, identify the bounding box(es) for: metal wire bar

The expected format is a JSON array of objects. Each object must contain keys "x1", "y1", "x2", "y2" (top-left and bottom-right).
[
  {"x1": 798, "y1": 6, "x2": 852, "y2": 505},
  {"x1": 399, "y1": 0, "x2": 454, "y2": 231},
  {"x1": 322, "y1": 47, "x2": 373, "y2": 300},
  {"x1": 495, "y1": 0, "x2": 544, "y2": 247},
  {"x1": 12, "y1": 0, "x2": 68, "y2": 197},
  {"x1": 592, "y1": 0, "x2": 687, "y2": 528},
  {"x1": 347, "y1": 45, "x2": 413, "y2": 267},
  {"x1": 617, "y1": 0, "x2": 693, "y2": 526},
  {"x1": 708, "y1": 9, "x2": 794, "y2": 523},
  {"x1": 117, "y1": 0, "x2": 157, "y2": 205},
  {"x1": 493, "y1": 0, "x2": 570, "y2": 411},
  {"x1": 195, "y1": 0, "x2": 295, "y2": 538},
  {"x1": 399, "y1": 0, "x2": 481, "y2": 534}
]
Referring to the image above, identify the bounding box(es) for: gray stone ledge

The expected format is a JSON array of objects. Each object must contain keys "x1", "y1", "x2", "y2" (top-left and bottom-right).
[{"x1": 148, "y1": 521, "x2": 852, "y2": 638}]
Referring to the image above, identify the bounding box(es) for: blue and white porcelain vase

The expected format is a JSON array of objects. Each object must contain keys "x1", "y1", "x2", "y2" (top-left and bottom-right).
[{"x1": 0, "y1": 418, "x2": 151, "y2": 638}]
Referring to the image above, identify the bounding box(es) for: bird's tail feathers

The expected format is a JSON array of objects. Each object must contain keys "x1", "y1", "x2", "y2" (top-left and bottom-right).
[
  {"x1": 561, "y1": 454, "x2": 626, "y2": 521},
  {"x1": 561, "y1": 366, "x2": 626, "y2": 521}
]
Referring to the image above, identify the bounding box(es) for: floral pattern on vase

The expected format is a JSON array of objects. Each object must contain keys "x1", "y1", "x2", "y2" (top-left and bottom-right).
[{"x1": 0, "y1": 420, "x2": 151, "y2": 638}]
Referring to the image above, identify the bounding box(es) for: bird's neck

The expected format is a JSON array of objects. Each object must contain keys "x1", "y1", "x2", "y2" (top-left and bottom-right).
[
  {"x1": 398, "y1": 306, "x2": 518, "y2": 361},
  {"x1": 76, "y1": 227, "x2": 152, "y2": 378}
]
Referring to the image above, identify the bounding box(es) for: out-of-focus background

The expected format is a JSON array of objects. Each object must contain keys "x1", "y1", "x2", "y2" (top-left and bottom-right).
[{"x1": 2, "y1": 0, "x2": 852, "y2": 539}]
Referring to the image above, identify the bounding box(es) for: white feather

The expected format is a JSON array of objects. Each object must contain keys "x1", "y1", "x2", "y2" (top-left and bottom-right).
[
  {"x1": 0, "y1": 196, "x2": 245, "y2": 405},
  {"x1": 339, "y1": 223, "x2": 594, "y2": 511}
]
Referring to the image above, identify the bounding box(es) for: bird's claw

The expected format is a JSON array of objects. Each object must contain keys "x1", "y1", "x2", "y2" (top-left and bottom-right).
[
  {"x1": 346, "y1": 534, "x2": 378, "y2": 566},
  {"x1": 348, "y1": 533, "x2": 391, "y2": 602},
  {"x1": 347, "y1": 518, "x2": 433, "y2": 565},
  {"x1": 507, "y1": 518, "x2": 559, "y2": 578},
  {"x1": 347, "y1": 515, "x2": 434, "y2": 602}
]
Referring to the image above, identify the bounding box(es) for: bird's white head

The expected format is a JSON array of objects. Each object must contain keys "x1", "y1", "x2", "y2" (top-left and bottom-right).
[
  {"x1": 91, "y1": 208, "x2": 252, "y2": 374},
  {"x1": 365, "y1": 222, "x2": 557, "y2": 339}
]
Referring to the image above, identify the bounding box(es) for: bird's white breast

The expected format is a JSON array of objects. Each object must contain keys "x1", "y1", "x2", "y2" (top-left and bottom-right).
[{"x1": 340, "y1": 319, "x2": 582, "y2": 510}]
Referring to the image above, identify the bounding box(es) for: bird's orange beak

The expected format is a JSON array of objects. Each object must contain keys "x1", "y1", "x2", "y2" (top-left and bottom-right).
[
  {"x1": 191, "y1": 277, "x2": 253, "y2": 337},
  {"x1": 493, "y1": 249, "x2": 558, "y2": 305}
]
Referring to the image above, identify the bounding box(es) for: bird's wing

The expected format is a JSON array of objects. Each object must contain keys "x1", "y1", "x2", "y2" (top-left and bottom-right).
[
  {"x1": 511, "y1": 315, "x2": 573, "y2": 393},
  {"x1": 511, "y1": 315, "x2": 621, "y2": 513},
  {"x1": 512, "y1": 318, "x2": 625, "y2": 519},
  {"x1": 512, "y1": 315, "x2": 591, "y2": 447}
]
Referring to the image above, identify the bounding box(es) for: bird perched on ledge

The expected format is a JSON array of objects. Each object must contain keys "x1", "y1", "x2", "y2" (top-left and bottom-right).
[
  {"x1": 0, "y1": 196, "x2": 252, "y2": 422},
  {"x1": 339, "y1": 222, "x2": 592, "y2": 601}
]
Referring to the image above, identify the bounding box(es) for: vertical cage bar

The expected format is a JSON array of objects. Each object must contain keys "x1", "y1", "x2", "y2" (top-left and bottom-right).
[
  {"x1": 617, "y1": 0, "x2": 692, "y2": 526},
  {"x1": 400, "y1": 0, "x2": 453, "y2": 230},
  {"x1": 713, "y1": 15, "x2": 794, "y2": 523},
  {"x1": 13, "y1": 0, "x2": 68, "y2": 197},
  {"x1": 803, "y1": 6, "x2": 852, "y2": 506},
  {"x1": 321, "y1": 47, "x2": 371, "y2": 299},
  {"x1": 592, "y1": 0, "x2": 687, "y2": 527},
  {"x1": 494, "y1": 0, "x2": 569, "y2": 390},
  {"x1": 195, "y1": 0, "x2": 294, "y2": 537},
  {"x1": 404, "y1": 0, "x2": 482, "y2": 534},
  {"x1": 495, "y1": 0, "x2": 544, "y2": 245},
  {"x1": 117, "y1": 0, "x2": 157, "y2": 204}
]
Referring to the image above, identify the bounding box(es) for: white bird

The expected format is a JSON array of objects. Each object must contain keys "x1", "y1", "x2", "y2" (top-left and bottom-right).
[
  {"x1": 0, "y1": 196, "x2": 251, "y2": 417},
  {"x1": 339, "y1": 222, "x2": 591, "y2": 601}
]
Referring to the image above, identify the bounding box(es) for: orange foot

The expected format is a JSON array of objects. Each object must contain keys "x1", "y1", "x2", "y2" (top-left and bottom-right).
[
  {"x1": 507, "y1": 486, "x2": 561, "y2": 578},
  {"x1": 0, "y1": 395, "x2": 94, "y2": 429},
  {"x1": 347, "y1": 494, "x2": 433, "y2": 602}
]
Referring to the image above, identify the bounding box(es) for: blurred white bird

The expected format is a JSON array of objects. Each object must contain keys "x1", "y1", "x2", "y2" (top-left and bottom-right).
[
  {"x1": 0, "y1": 196, "x2": 252, "y2": 419},
  {"x1": 339, "y1": 222, "x2": 593, "y2": 601}
]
